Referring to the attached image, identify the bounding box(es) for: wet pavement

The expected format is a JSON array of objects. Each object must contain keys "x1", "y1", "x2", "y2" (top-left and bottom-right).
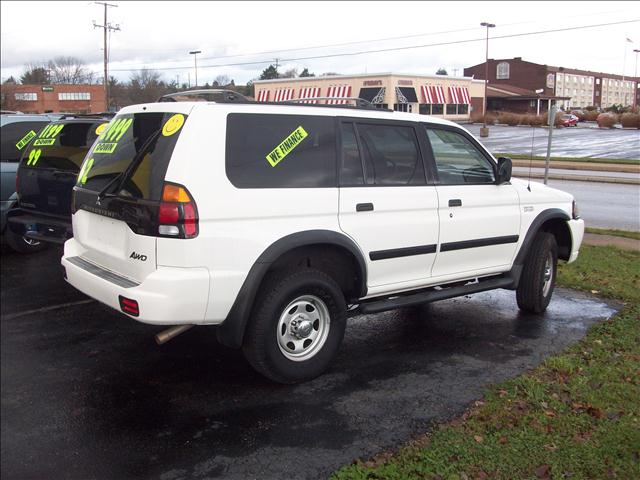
[
  {"x1": 1, "y1": 246, "x2": 619, "y2": 480},
  {"x1": 466, "y1": 124, "x2": 640, "y2": 160}
]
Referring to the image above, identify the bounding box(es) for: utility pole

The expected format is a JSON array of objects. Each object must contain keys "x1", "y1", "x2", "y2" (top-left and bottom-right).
[
  {"x1": 480, "y1": 22, "x2": 495, "y2": 137},
  {"x1": 189, "y1": 50, "x2": 201, "y2": 87},
  {"x1": 93, "y1": 2, "x2": 119, "y2": 111}
]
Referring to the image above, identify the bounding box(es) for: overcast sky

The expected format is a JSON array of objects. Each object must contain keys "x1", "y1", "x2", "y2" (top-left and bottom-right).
[{"x1": 1, "y1": 1, "x2": 639, "y2": 86}]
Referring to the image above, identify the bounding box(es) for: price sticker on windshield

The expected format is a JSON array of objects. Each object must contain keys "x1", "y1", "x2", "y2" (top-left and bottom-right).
[
  {"x1": 265, "y1": 126, "x2": 308, "y2": 167},
  {"x1": 16, "y1": 130, "x2": 37, "y2": 150},
  {"x1": 162, "y1": 114, "x2": 185, "y2": 137}
]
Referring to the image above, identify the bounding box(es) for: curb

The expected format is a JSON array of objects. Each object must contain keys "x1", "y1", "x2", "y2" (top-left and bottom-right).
[{"x1": 513, "y1": 172, "x2": 639, "y2": 185}]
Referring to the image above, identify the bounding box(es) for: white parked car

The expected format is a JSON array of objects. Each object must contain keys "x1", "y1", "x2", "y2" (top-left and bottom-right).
[{"x1": 62, "y1": 96, "x2": 584, "y2": 383}]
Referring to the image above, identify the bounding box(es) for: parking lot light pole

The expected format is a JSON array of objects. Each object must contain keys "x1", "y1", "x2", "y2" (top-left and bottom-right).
[
  {"x1": 189, "y1": 50, "x2": 201, "y2": 88},
  {"x1": 635, "y1": 49, "x2": 640, "y2": 108},
  {"x1": 480, "y1": 22, "x2": 495, "y2": 138}
]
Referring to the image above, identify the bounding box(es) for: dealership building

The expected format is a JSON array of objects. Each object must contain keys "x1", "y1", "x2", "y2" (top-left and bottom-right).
[
  {"x1": 1, "y1": 84, "x2": 106, "y2": 114},
  {"x1": 465, "y1": 57, "x2": 639, "y2": 111},
  {"x1": 253, "y1": 73, "x2": 485, "y2": 120}
]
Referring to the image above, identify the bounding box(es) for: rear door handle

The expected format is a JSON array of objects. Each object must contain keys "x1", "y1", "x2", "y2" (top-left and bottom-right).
[
  {"x1": 356, "y1": 203, "x2": 374, "y2": 212},
  {"x1": 448, "y1": 199, "x2": 462, "y2": 207}
]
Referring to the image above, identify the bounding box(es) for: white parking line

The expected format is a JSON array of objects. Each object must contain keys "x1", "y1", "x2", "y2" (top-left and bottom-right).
[{"x1": 2, "y1": 299, "x2": 95, "y2": 321}]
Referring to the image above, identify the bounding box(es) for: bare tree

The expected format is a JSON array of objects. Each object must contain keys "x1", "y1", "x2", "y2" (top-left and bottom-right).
[
  {"x1": 128, "y1": 69, "x2": 168, "y2": 104},
  {"x1": 281, "y1": 68, "x2": 298, "y2": 78},
  {"x1": 48, "y1": 56, "x2": 92, "y2": 84},
  {"x1": 213, "y1": 74, "x2": 231, "y2": 87}
]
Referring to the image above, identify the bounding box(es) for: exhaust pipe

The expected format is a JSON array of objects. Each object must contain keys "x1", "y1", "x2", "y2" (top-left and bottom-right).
[{"x1": 155, "y1": 324, "x2": 195, "y2": 345}]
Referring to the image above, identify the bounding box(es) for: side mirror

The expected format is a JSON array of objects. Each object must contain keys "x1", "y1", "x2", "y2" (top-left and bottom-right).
[{"x1": 496, "y1": 157, "x2": 512, "y2": 184}]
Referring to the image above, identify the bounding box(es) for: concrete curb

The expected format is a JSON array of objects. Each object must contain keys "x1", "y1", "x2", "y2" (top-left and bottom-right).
[{"x1": 513, "y1": 172, "x2": 639, "y2": 185}]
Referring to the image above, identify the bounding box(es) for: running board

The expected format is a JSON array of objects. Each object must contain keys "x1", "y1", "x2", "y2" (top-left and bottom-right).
[{"x1": 359, "y1": 276, "x2": 514, "y2": 314}]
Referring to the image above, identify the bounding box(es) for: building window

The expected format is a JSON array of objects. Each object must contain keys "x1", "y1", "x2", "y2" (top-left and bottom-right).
[
  {"x1": 596, "y1": 91, "x2": 599, "y2": 97},
  {"x1": 14, "y1": 93, "x2": 37, "y2": 101},
  {"x1": 419, "y1": 104, "x2": 431, "y2": 115},
  {"x1": 458, "y1": 104, "x2": 469, "y2": 115},
  {"x1": 596, "y1": 78, "x2": 600, "y2": 85},
  {"x1": 446, "y1": 104, "x2": 458, "y2": 115},
  {"x1": 496, "y1": 62, "x2": 509, "y2": 80},
  {"x1": 58, "y1": 92, "x2": 91, "y2": 101},
  {"x1": 546, "y1": 73, "x2": 555, "y2": 88},
  {"x1": 393, "y1": 103, "x2": 410, "y2": 112}
]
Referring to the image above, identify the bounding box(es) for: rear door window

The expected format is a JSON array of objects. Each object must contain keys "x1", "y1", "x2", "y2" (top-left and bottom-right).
[
  {"x1": 1, "y1": 121, "x2": 50, "y2": 163},
  {"x1": 79, "y1": 112, "x2": 187, "y2": 201},
  {"x1": 355, "y1": 123, "x2": 425, "y2": 186},
  {"x1": 226, "y1": 113, "x2": 336, "y2": 188},
  {"x1": 20, "y1": 121, "x2": 105, "y2": 172}
]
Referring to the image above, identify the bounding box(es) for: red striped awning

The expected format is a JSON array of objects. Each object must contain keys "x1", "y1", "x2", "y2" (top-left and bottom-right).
[
  {"x1": 256, "y1": 90, "x2": 270, "y2": 102},
  {"x1": 326, "y1": 85, "x2": 352, "y2": 104},
  {"x1": 273, "y1": 88, "x2": 294, "y2": 102},
  {"x1": 448, "y1": 86, "x2": 471, "y2": 104},
  {"x1": 421, "y1": 85, "x2": 446, "y2": 104},
  {"x1": 298, "y1": 86, "x2": 321, "y2": 104}
]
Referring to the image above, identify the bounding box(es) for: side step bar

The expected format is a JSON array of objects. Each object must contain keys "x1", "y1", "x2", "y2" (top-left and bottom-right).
[{"x1": 359, "y1": 276, "x2": 514, "y2": 314}]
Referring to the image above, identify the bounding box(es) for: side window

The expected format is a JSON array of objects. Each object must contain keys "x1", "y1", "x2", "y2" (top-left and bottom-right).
[
  {"x1": 426, "y1": 128, "x2": 495, "y2": 185},
  {"x1": 340, "y1": 122, "x2": 364, "y2": 186},
  {"x1": 356, "y1": 123, "x2": 425, "y2": 186},
  {"x1": 0, "y1": 121, "x2": 49, "y2": 163},
  {"x1": 226, "y1": 113, "x2": 336, "y2": 188}
]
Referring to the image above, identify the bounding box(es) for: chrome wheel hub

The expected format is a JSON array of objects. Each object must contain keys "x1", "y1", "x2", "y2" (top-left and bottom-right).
[
  {"x1": 542, "y1": 252, "x2": 554, "y2": 297},
  {"x1": 277, "y1": 295, "x2": 330, "y2": 362}
]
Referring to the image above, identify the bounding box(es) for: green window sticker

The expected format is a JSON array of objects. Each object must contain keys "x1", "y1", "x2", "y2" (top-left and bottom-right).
[
  {"x1": 26, "y1": 148, "x2": 42, "y2": 166},
  {"x1": 33, "y1": 124, "x2": 64, "y2": 146},
  {"x1": 93, "y1": 117, "x2": 133, "y2": 154},
  {"x1": 265, "y1": 126, "x2": 309, "y2": 167},
  {"x1": 16, "y1": 130, "x2": 37, "y2": 150},
  {"x1": 77, "y1": 158, "x2": 94, "y2": 184}
]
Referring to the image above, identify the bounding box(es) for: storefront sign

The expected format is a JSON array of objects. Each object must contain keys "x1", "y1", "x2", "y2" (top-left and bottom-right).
[
  {"x1": 398, "y1": 80, "x2": 413, "y2": 86},
  {"x1": 363, "y1": 80, "x2": 382, "y2": 86},
  {"x1": 41, "y1": 86, "x2": 54, "y2": 92}
]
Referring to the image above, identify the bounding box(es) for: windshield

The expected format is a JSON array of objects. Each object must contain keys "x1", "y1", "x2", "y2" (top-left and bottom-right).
[
  {"x1": 77, "y1": 112, "x2": 187, "y2": 201},
  {"x1": 19, "y1": 121, "x2": 106, "y2": 171}
]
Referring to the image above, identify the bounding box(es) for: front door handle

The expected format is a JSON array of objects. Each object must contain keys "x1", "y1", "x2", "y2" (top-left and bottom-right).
[
  {"x1": 448, "y1": 199, "x2": 462, "y2": 207},
  {"x1": 356, "y1": 203, "x2": 374, "y2": 212}
]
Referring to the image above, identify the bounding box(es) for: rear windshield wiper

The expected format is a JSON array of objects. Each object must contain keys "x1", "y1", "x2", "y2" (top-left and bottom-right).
[{"x1": 95, "y1": 129, "x2": 161, "y2": 203}]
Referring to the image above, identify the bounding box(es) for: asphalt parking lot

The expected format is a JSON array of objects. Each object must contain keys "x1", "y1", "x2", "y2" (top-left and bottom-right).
[
  {"x1": 466, "y1": 124, "x2": 640, "y2": 160},
  {"x1": 1, "y1": 245, "x2": 619, "y2": 480}
]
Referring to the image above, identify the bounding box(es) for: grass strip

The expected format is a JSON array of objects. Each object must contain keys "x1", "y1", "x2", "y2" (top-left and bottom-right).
[
  {"x1": 333, "y1": 245, "x2": 640, "y2": 480},
  {"x1": 585, "y1": 227, "x2": 640, "y2": 241}
]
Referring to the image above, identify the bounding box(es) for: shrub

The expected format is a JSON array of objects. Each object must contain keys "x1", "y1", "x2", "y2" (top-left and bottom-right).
[
  {"x1": 619, "y1": 112, "x2": 640, "y2": 129},
  {"x1": 522, "y1": 114, "x2": 544, "y2": 126},
  {"x1": 470, "y1": 111, "x2": 484, "y2": 123},
  {"x1": 584, "y1": 110, "x2": 599, "y2": 121},
  {"x1": 572, "y1": 111, "x2": 586, "y2": 122},
  {"x1": 597, "y1": 113, "x2": 617, "y2": 128},
  {"x1": 585, "y1": 105, "x2": 597, "y2": 111},
  {"x1": 496, "y1": 112, "x2": 522, "y2": 126},
  {"x1": 483, "y1": 113, "x2": 496, "y2": 125}
]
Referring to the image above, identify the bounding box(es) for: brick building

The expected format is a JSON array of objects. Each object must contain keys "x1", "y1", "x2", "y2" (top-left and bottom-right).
[
  {"x1": 253, "y1": 72, "x2": 486, "y2": 121},
  {"x1": 464, "y1": 57, "x2": 639, "y2": 111},
  {"x1": 1, "y1": 83, "x2": 106, "y2": 114}
]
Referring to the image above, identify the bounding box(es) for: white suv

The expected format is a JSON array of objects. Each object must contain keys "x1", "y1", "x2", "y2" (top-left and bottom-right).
[{"x1": 61, "y1": 98, "x2": 584, "y2": 383}]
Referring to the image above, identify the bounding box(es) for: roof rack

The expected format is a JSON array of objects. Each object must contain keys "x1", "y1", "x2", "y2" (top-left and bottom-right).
[
  {"x1": 158, "y1": 89, "x2": 249, "y2": 103},
  {"x1": 284, "y1": 97, "x2": 374, "y2": 107},
  {"x1": 58, "y1": 112, "x2": 116, "y2": 120}
]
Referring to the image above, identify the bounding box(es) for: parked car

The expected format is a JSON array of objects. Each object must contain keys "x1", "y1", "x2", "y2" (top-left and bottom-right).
[
  {"x1": 61, "y1": 98, "x2": 584, "y2": 383},
  {"x1": 1, "y1": 113, "x2": 60, "y2": 252},
  {"x1": 561, "y1": 114, "x2": 579, "y2": 127},
  {"x1": 8, "y1": 114, "x2": 113, "y2": 246}
]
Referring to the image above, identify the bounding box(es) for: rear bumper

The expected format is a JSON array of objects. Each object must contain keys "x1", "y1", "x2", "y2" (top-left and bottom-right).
[
  {"x1": 62, "y1": 238, "x2": 211, "y2": 325},
  {"x1": 7, "y1": 208, "x2": 72, "y2": 244}
]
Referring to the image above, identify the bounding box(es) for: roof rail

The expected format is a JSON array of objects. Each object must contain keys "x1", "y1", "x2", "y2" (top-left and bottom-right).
[
  {"x1": 58, "y1": 112, "x2": 116, "y2": 120},
  {"x1": 284, "y1": 96, "x2": 376, "y2": 108},
  {"x1": 158, "y1": 89, "x2": 250, "y2": 103}
]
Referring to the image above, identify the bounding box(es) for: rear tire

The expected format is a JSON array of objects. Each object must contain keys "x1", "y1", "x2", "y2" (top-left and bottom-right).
[
  {"x1": 516, "y1": 232, "x2": 557, "y2": 314},
  {"x1": 5, "y1": 229, "x2": 48, "y2": 254},
  {"x1": 242, "y1": 269, "x2": 346, "y2": 384}
]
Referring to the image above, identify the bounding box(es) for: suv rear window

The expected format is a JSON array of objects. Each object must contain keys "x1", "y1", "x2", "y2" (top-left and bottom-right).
[
  {"x1": 226, "y1": 113, "x2": 336, "y2": 188},
  {"x1": 1, "y1": 121, "x2": 50, "y2": 163},
  {"x1": 20, "y1": 121, "x2": 105, "y2": 172},
  {"x1": 79, "y1": 112, "x2": 187, "y2": 201}
]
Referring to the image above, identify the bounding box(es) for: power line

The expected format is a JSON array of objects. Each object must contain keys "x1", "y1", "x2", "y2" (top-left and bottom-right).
[{"x1": 109, "y1": 19, "x2": 639, "y2": 73}]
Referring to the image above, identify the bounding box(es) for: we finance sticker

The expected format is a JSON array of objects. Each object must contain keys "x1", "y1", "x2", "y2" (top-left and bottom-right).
[
  {"x1": 15, "y1": 130, "x2": 37, "y2": 150},
  {"x1": 265, "y1": 126, "x2": 308, "y2": 167},
  {"x1": 162, "y1": 114, "x2": 185, "y2": 137},
  {"x1": 93, "y1": 117, "x2": 133, "y2": 154}
]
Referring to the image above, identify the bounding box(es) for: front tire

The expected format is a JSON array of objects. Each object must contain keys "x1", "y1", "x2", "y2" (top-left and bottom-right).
[
  {"x1": 516, "y1": 232, "x2": 558, "y2": 314},
  {"x1": 242, "y1": 269, "x2": 347, "y2": 384}
]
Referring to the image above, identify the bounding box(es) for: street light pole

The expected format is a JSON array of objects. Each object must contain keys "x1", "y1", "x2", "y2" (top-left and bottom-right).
[
  {"x1": 634, "y1": 49, "x2": 639, "y2": 108},
  {"x1": 480, "y1": 22, "x2": 495, "y2": 137},
  {"x1": 189, "y1": 50, "x2": 201, "y2": 88}
]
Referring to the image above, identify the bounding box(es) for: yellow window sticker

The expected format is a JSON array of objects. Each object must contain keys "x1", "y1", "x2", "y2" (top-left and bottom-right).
[
  {"x1": 95, "y1": 123, "x2": 109, "y2": 136},
  {"x1": 33, "y1": 123, "x2": 64, "y2": 146},
  {"x1": 93, "y1": 117, "x2": 133, "y2": 154},
  {"x1": 26, "y1": 148, "x2": 42, "y2": 166},
  {"x1": 77, "y1": 158, "x2": 94, "y2": 184},
  {"x1": 265, "y1": 126, "x2": 308, "y2": 167},
  {"x1": 162, "y1": 114, "x2": 185, "y2": 137},
  {"x1": 15, "y1": 130, "x2": 37, "y2": 150}
]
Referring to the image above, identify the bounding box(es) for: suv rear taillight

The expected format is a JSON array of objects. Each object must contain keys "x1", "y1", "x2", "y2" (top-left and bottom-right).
[{"x1": 158, "y1": 182, "x2": 199, "y2": 239}]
